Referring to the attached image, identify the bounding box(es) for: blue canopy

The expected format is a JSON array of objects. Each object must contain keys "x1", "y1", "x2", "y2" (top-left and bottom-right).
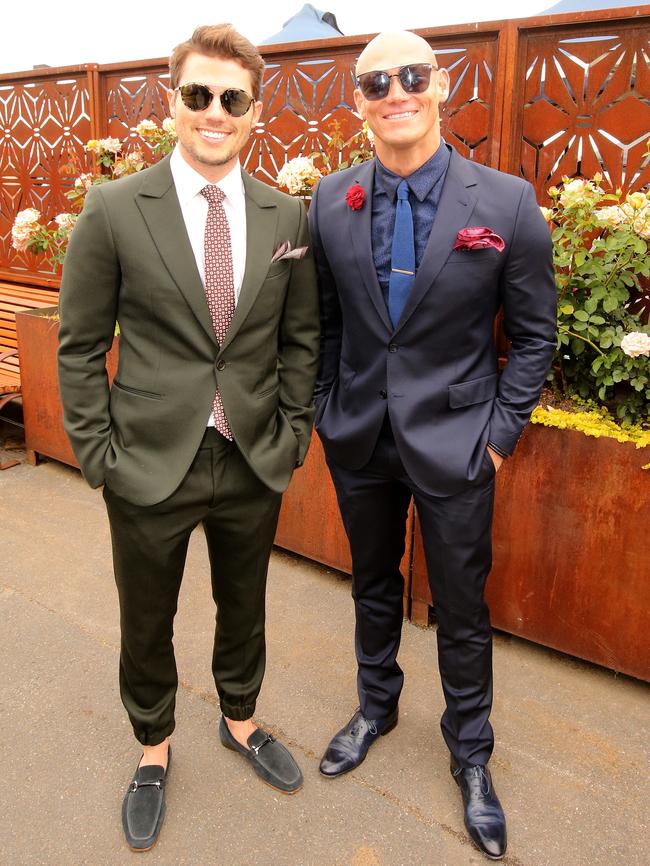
[
  {"x1": 541, "y1": 0, "x2": 637, "y2": 12},
  {"x1": 260, "y1": 3, "x2": 343, "y2": 45}
]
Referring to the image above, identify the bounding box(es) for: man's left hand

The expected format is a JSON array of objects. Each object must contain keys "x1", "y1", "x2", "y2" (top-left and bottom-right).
[{"x1": 487, "y1": 446, "x2": 504, "y2": 472}]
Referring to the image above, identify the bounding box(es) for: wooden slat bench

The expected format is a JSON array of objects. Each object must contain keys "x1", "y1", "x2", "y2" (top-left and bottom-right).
[{"x1": 0, "y1": 281, "x2": 59, "y2": 412}]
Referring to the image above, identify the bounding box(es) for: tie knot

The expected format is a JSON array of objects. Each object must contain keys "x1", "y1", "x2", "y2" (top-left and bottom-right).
[
  {"x1": 201, "y1": 184, "x2": 225, "y2": 206},
  {"x1": 397, "y1": 180, "x2": 410, "y2": 202}
]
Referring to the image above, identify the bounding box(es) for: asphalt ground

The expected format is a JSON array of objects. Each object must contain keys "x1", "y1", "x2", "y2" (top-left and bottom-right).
[{"x1": 1, "y1": 452, "x2": 648, "y2": 866}]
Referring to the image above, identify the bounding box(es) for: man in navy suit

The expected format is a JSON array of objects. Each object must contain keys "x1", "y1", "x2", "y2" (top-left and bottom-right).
[{"x1": 308, "y1": 30, "x2": 556, "y2": 860}]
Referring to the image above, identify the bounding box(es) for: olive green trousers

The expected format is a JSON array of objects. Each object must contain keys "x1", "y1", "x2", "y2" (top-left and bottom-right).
[{"x1": 103, "y1": 428, "x2": 282, "y2": 745}]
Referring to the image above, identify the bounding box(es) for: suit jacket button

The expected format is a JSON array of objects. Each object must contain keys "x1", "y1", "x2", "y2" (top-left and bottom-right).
[
  {"x1": 388, "y1": 343, "x2": 398, "y2": 353},
  {"x1": 379, "y1": 389, "x2": 387, "y2": 399},
  {"x1": 216, "y1": 360, "x2": 226, "y2": 371}
]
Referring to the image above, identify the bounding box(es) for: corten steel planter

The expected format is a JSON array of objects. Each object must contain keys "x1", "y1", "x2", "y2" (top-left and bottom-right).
[
  {"x1": 274, "y1": 435, "x2": 415, "y2": 613},
  {"x1": 409, "y1": 424, "x2": 650, "y2": 682},
  {"x1": 15, "y1": 306, "x2": 118, "y2": 468}
]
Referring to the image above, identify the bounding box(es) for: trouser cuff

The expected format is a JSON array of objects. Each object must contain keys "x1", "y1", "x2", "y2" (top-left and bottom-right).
[
  {"x1": 220, "y1": 701, "x2": 256, "y2": 721},
  {"x1": 133, "y1": 720, "x2": 175, "y2": 747}
]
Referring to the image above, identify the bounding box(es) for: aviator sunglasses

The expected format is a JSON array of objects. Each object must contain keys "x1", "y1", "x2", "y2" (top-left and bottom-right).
[
  {"x1": 174, "y1": 83, "x2": 255, "y2": 117},
  {"x1": 356, "y1": 63, "x2": 436, "y2": 101}
]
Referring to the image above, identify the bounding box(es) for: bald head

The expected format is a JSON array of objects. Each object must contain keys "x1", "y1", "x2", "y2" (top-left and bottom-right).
[{"x1": 356, "y1": 31, "x2": 437, "y2": 76}]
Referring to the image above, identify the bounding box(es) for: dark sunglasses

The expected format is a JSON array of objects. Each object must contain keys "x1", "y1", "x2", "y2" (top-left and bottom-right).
[
  {"x1": 356, "y1": 63, "x2": 436, "y2": 101},
  {"x1": 174, "y1": 83, "x2": 255, "y2": 117}
]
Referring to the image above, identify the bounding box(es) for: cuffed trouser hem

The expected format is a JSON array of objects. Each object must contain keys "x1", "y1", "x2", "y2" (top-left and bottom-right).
[
  {"x1": 133, "y1": 721, "x2": 176, "y2": 747},
  {"x1": 220, "y1": 701, "x2": 256, "y2": 721}
]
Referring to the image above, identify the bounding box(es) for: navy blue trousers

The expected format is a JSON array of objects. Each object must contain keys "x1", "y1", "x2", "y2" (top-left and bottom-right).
[{"x1": 326, "y1": 419, "x2": 496, "y2": 767}]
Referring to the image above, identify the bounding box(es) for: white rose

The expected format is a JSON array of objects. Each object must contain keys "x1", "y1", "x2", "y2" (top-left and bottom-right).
[
  {"x1": 620, "y1": 331, "x2": 650, "y2": 358},
  {"x1": 54, "y1": 213, "x2": 77, "y2": 232},
  {"x1": 74, "y1": 172, "x2": 94, "y2": 191},
  {"x1": 11, "y1": 208, "x2": 41, "y2": 250},
  {"x1": 98, "y1": 137, "x2": 122, "y2": 154},
  {"x1": 162, "y1": 117, "x2": 176, "y2": 135},
  {"x1": 596, "y1": 206, "x2": 624, "y2": 228},
  {"x1": 135, "y1": 119, "x2": 157, "y2": 136}
]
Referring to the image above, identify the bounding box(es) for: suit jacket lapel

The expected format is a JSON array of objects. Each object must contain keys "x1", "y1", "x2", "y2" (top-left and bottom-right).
[
  {"x1": 393, "y1": 149, "x2": 478, "y2": 336},
  {"x1": 135, "y1": 156, "x2": 216, "y2": 344},
  {"x1": 348, "y1": 159, "x2": 393, "y2": 332},
  {"x1": 219, "y1": 171, "x2": 278, "y2": 354}
]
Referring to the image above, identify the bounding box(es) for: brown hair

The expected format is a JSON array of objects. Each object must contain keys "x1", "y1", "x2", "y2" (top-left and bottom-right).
[{"x1": 169, "y1": 24, "x2": 265, "y2": 99}]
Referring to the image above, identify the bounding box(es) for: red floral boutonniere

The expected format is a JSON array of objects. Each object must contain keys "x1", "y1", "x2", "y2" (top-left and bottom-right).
[
  {"x1": 453, "y1": 226, "x2": 505, "y2": 252},
  {"x1": 346, "y1": 184, "x2": 365, "y2": 211}
]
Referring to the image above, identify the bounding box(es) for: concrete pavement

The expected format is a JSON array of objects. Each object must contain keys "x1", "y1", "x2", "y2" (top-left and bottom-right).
[{"x1": 1, "y1": 457, "x2": 648, "y2": 866}]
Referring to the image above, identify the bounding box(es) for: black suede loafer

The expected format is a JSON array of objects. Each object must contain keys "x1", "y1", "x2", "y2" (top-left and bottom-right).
[
  {"x1": 122, "y1": 747, "x2": 172, "y2": 853},
  {"x1": 319, "y1": 707, "x2": 398, "y2": 778},
  {"x1": 219, "y1": 717, "x2": 303, "y2": 794},
  {"x1": 451, "y1": 760, "x2": 507, "y2": 860}
]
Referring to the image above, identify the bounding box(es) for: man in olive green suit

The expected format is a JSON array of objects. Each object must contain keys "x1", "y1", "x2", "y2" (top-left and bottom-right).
[{"x1": 57, "y1": 25, "x2": 319, "y2": 851}]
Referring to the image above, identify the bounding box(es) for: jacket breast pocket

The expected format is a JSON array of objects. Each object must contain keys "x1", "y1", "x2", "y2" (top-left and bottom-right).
[
  {"x1": 448, "y1": 373, "x2": 498, "y2": 409},
  {"x1": 265, "y1": 261, "x2": 291, "y2": 280},
  {"x1": 446, "y1": 249, "x2": 501, "y2": 265}
]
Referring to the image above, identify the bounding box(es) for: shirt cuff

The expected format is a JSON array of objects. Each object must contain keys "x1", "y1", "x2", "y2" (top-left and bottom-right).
[{"x1": 487, "y1": 441, "x2": 509, "y2": 459}]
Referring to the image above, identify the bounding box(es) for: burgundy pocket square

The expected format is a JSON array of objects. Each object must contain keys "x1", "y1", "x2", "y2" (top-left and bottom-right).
[
  {"x1": 271, "y1": 240, "x2": 309, "y2": 263},
  {"x1": 453, "y1": 227, "x2": 505, "y2": 252}
]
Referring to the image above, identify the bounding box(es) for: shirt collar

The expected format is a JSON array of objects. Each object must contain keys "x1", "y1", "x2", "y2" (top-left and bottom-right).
[
  {"x1": 375, "y1": 141, "x2": 451, "y2": 203},
  {"x1": 170, "y1": 146, "x2": 245, "y2": 208}
]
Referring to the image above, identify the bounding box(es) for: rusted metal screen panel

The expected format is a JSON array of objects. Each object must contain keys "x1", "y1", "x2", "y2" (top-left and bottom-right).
[
  {"x1": 100, "y1": 62, "x2": 170, "y2": 159},
  {"x1": 510, "y1": 15, "x2": 650, "y2": 200},
  {"x1": 0, "y1": 69, "x2": 94, "y2": 284},
  {"x1": 1, "y1": 11, "x2": 648, "y2": 289}
]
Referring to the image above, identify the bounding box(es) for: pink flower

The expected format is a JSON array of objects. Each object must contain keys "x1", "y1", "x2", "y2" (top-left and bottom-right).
[
  {"x1": 453, "y1": 226, "x2": 505, "y2": 252},
  {"x1": 346, "y1": 184, "x2": 365, "y2": 210}
]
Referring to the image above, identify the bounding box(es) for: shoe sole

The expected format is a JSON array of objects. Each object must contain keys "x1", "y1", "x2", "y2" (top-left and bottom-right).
[{"x1": 319, "y1": 716, "x2": 398, "y2": 779}]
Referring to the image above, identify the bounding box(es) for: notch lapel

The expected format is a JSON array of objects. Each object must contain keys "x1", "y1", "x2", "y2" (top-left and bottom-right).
[
  {"x1": 135, "y1": 157, "x2": 216, "y2": 344},
  {"x1": 347, "y1": 160, "x2": 393, "y2": 333},
  {"x1": 219, "y1": 171, "x2": 278, "y2": 354},
  {"x1": 393, "y1": 150, "x2": 478, "y2": 336}
]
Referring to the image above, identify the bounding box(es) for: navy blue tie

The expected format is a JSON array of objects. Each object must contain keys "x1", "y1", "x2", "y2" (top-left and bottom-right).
[{"x1": 388, "y1": 179, "x2": 415, "y2": 328}]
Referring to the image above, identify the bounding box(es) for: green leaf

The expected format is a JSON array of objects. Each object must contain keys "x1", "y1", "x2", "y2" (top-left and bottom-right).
[
  {"x1": 603, "y1": 296, "x2": 619, "y2": 313},
  {"x1": 584, "y1": 298, "x2": 598, "y2": 314},
  {"x1": 589, "y1": 315, "x2": 606, "y2": 325},
  {"x1": 572, "y1": 321, "x2": 588, "y2": 331},
  {"x1": 573, "y1": 309, "x2": 589, "y2": 321}
]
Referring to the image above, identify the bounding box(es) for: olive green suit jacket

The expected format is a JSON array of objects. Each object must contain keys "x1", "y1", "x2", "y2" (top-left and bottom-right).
[{"x1": 57, "y1": 155, "x2": 320, "y2": 507}]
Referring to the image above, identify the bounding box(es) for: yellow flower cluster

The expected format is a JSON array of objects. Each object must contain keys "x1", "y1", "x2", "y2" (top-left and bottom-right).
[{"x1": 531, "y1": 406, "x2": 650, "y2": 451}]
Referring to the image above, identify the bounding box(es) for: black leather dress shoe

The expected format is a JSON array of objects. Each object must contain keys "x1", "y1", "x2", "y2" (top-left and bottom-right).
[
  {"x1": 451, "y1": 760, "x2": 507, "y2": 860},
  {"x1": 319, "y1": 707, "x2": 398, "y2": 777},
  {"x1": 219, "y1": 716, "x2": 303, "y2": 793},
  {"x1": 122, "y1": 747, "x2": 172, "y2": 852}
]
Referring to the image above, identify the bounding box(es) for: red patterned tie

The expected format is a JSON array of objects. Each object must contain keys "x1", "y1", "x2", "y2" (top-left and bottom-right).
[{"x1": 201, "y1": 184, "x2": 234, "y2": 440}]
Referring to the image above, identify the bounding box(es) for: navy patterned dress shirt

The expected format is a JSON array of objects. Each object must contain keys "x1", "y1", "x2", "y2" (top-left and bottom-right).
[{"x1": 371, "y1": 142, "x2": 451, "y2": 306}]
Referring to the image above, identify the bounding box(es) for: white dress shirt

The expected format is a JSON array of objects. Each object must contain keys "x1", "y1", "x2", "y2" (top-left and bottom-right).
[
  {"x1": 169, "y1": 146, "x2": 247, "y2": 303},
  {"x1": 169, "y1": 146, "x2": 247, "y2": 427}
]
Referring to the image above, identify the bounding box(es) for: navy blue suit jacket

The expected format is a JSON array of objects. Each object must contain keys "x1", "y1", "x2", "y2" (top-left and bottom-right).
[{"x1": 308, "y1": 148, "x2": 557, "y2": 496}]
